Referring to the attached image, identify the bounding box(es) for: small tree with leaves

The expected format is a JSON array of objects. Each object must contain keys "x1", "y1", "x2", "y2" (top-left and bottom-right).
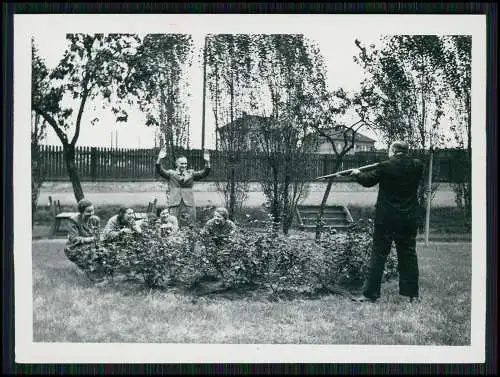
[
  {"x1": 31, "y1": 34, "x2": 140, "y2": 201},
  {"x1": 354, "y1": 35, "x2": 449, "y2": 231},
  {"x1": 442, "y1": 35, "x2": 472, "y2": 230},
  {"x1": 206, "y1": 34, "x2": 254, "y2": 218},
  {"x1": 249, "y1": 34, "x2": 328, "y2": 234},
  {"x1": 129, "y1": 34, "x2": 193, "y2": 167}
]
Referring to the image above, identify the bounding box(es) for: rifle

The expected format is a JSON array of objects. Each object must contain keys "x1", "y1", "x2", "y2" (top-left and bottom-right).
[{"x1": 315, "y1": 162, "x2": 380, "y2": 180}]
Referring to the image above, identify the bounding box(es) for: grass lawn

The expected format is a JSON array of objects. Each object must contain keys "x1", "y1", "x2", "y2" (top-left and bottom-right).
[{"x1": 32, "y1": 240, "x2": 471, "y2": 345}]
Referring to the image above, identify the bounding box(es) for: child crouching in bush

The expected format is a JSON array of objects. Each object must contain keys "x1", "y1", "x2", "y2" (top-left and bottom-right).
[
  {"x1": 64, "y1": 199, "x2": 108, "y2": 281},
  {"x1": 200, "y1": 207, "x2": 236, "y2": 246},
  {"x1": 101, "y1": 207, "x2": 144, "y2": 242},
  {"x1": 156, "y1": 208, "x2": 179, "y2": 238}
]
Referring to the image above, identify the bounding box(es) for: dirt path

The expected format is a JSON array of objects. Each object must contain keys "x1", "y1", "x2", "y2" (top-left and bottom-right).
[{"x1": 37, "y1": 189, "x2": 456, "y2": 208}]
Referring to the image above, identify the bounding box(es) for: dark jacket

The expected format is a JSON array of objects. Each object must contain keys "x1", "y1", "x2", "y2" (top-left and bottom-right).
[
  {"x1": 354, "y1": 154, "x2": 424, "y2": 225},
  {"x1": 155, "y1": 163, "x2": 210, "y2": 207}
]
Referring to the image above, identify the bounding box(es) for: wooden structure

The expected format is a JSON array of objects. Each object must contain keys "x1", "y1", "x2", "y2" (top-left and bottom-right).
[{"x1": 296, "y1": 204, "x2": 354, "y2": 231}]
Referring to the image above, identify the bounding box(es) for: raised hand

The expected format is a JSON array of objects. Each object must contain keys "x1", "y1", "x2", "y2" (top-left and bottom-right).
[
  {"x1": 203, "y1": 149, "x2": 210, "y2": 162},
  {"x1": 158, "y1": 147, "x2": 167, "y2": 160}
]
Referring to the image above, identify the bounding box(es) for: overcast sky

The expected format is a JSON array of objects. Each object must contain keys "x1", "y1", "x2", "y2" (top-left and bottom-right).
[{"x1": 28, "y1": 14, "x2": 484, "y2": 150}]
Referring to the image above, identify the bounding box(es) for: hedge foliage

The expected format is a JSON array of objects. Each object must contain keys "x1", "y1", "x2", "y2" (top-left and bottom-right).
[{"x1": 83, "y1": 218, "x2": 399, "y2": 297}]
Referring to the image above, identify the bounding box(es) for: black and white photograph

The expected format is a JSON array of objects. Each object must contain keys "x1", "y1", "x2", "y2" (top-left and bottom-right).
[{"x1": 14, "y1": 13, "x2": 487, "y2": 364}]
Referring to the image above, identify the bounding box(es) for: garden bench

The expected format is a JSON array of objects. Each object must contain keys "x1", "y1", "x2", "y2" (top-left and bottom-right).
[
  {"x1": 48, "y1": 196, "x2": 75, "y2": 237},
  {"x1": 53, "y1": 211, "x2": 79, "y2": 237}
]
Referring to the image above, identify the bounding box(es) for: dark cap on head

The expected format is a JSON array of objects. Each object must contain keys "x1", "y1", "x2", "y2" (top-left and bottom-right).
[{"x1": 390, "y1": 141, "x2": 409, "y2": 154}]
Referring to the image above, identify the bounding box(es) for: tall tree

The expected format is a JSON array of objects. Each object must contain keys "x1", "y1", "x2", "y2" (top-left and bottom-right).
[
  {"x1": 354, "y1": 35, "x2": 448, "y2": 229},
  {"x1": 32, "y1": 34, "x2": 140, "y2": 201},
  {"x1": 129, "y1": 34, "x2": 193, "y2": 166},
  {"x1": 297, "y1": 87, "x2": 376, "y2": 240},
  {"x1": 354, "y1": 35, "x2": 447, "y2": 150},
  {"x1": 442, "y1": 35, "x2": 472, "y2": 229},
  {"x1": 206, "y1": 34, "x2": 254, "y2": 218},
  {"x1": 252, "y1": 34, "x2": 328, "y2": 234}
]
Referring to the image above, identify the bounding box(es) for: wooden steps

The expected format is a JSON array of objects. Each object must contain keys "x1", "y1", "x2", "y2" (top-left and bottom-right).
[{"x1": 295, "y1": 205, "x2": 354, "y2": 231}]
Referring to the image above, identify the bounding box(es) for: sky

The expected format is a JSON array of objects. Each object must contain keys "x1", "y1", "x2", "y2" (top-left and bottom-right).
[
  {"x1": 32, "y1": 17, "x2": 385, "y2": 150},
  {"x1": 29, "y1": 14, "x2": 483, "y2": 151}
]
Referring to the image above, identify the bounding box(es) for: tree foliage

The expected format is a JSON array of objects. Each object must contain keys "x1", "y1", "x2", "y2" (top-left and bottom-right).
[
  {"x1": 206, "y1": 34, "x2": 254, "y2": 218},
  {"x1": 354, "y1": 35, "x2": 454, "y2": 230},
  {"x1": 354, "y1": 35, "x2": 448, "y2": 150},
  {"x1": 32, "y1": 34, "x2": 141, "y2": 201},
  {"x1": 441, "y1": 35, "x2": 472, "y2": 229},
  {"x1": 249, "y1": 34, "x2": 330, "y2": 234},
  {"x1": 129, "y1": 34, "x2": 193, "y2": 165}
]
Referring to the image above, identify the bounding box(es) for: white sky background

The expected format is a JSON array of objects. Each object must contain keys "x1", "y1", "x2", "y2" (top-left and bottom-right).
[
  {"x1": 16, "y1": 14, "x2": 487, "y2": 364},
  {"x1": 33, "y1": 19, "x2": 385, "y2": 150}
]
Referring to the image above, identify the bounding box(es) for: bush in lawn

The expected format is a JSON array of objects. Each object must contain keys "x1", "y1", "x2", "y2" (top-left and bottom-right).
[
  {"x1": 315, "y1": 219, "x2": 399, "y2": 289},
  {"x1": 91, "y1": 218, "x2": 200, "y2": 288},
  {"x1": 196, "y1": 228, "x2": 323, "y2": 294},
  {"x1": 84, "y1": 217, "x2": 398, "y2": 295}
]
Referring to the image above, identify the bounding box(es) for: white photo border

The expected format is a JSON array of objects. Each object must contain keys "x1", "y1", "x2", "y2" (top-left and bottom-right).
[{"x1": 15, "y1": 13, "x2": 487, "y2": 364}]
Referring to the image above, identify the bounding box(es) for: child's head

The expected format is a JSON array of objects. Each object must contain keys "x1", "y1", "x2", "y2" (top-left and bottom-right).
[
  {"x1": 213, "y1": 207, "x2": 229, "y2": 224},
  {"x1": 77, "y1": 198, "x2": 94, "y2": 217},
  {"x1": 160, "y1": 222, "x2": 175, "y2": 236},
  {"x1": 159, "y1": 208, "x2": 171, "y2": 223},
  {"x1": 118, "y1": 207, "x2": 135, "y2": 224}
]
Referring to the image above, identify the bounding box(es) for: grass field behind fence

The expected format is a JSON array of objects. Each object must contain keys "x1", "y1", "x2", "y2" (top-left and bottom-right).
[{"x1": 32, "y1": 240, "x2": 471, "y2": 345}]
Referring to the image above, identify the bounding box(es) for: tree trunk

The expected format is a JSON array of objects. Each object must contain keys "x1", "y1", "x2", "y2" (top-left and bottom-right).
[
  {"x1": 315, "y1": 180, "x2": 333, "y2": 242},
  {"x1": 63, "y1": 144, "x2": 85, "y2": 202},
  {"x1": 229, "y1": 166, "x2": 236, "y2": 219},
  {"x1": 282, "y1": 176, "x2": 291, "y2": 235},
  {"x1": 315, "y1": 159, "x2": 341, "y2": 242},
  {"x1": 271, "y1": 164, "x2": 280, "y2": 231}
]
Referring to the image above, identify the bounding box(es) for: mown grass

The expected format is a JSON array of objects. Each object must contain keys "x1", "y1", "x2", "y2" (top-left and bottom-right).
[{"x1": 32, "y1": 240, "x2": 471, "y2": 345}]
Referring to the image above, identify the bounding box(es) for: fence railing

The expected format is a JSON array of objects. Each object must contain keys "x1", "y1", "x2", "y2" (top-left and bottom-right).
[{"x1": 36, "y1": 145, "x2": 470, "y2": 183}]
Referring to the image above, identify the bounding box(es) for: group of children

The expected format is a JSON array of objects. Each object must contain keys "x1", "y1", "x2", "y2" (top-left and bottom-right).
[{"x1": 63, "y1": 198, "x2": 237, "y2": 275}]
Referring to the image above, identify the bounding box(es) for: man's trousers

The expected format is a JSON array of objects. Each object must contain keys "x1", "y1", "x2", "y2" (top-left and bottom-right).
[
  {"x1": 168, "y1": 199, "x2": 196, "y2": 228},
  {"x1": 363, "y1": 221, "x2": 419, "y2": 299}
]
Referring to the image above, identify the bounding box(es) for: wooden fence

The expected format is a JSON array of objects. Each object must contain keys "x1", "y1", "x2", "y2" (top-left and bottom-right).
[{"x1": 37, "y1": 145, "x2": 470, "y2": 182}]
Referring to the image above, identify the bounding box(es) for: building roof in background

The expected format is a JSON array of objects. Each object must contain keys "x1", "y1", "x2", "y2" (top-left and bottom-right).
[
  {"x1": 316, "y1": 126, "x2": 377, "y2": 143},
  {"x1": 218, "y1": 114, "x2": 377, "y2": 143}
]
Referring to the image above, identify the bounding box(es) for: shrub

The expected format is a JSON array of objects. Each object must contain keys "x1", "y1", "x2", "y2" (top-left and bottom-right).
[
  {"x1": 315, "y1": 219, "x2": 398, "y2": 289},
  {"x1": 82, "y1": 217, "x2": 399, "y2": 297}
]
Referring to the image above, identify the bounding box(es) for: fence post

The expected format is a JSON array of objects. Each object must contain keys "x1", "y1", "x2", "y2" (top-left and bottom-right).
[{"x1": 90, "y1": 147, "x2": 97, "y2": 182}]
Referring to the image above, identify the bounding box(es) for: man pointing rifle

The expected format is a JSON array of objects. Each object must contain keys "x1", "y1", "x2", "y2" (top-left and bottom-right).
[{"x1": 348, "y1": 141, "x2": 424, "y2": 303}]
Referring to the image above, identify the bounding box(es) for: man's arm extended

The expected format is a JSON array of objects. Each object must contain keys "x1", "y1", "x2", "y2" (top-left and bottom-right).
[{"x1": 350, "y1": 167, "x2": 381, "y2": 187}]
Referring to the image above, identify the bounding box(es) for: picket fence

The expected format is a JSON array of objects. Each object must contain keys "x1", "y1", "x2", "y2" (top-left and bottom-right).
[{"x1": 37, "y1": 145, "x2": 469, "y2": 182}]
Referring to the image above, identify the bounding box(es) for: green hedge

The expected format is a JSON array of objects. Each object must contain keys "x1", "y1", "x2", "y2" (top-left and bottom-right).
[{"x1": 81, "y1": 218, "x2": 398, "y2": 298}]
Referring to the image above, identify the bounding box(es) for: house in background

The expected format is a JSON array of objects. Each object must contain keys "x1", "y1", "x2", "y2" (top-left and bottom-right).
[
  {"x1": 216, "y1": 113, "x2": 377, "y2": 154},
  {"x1": 312, "y1": 126, "x2": 376, "y2": 155}
]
